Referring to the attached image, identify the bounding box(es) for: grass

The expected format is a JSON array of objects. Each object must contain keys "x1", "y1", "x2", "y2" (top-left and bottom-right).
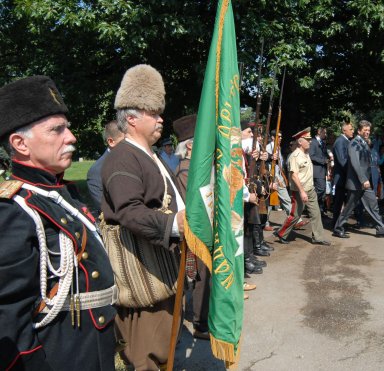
[{"x1": 65, "y1": 160, "x2": 95, "y2": 205}]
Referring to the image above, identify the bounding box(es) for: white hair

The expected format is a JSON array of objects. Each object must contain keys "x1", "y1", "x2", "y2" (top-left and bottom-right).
[
  {"x1": 7, "y1": 123, "x2": 34, "y2": 156},
  {"x1": 116, "y1": 108, "x2": 142, "y2": 133},
  {"x1": 174, "y1": 138, "x2": 193, "y2": 159}
]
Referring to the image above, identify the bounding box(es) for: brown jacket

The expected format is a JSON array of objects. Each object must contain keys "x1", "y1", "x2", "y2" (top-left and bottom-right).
[{"x1": 101, "y1": 140, "x2": 180, "y2": 249}]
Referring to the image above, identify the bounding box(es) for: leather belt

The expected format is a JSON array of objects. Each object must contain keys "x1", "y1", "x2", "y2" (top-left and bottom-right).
[{"x1": 40, "y1": 285, "x2": 118, "y2": 314}]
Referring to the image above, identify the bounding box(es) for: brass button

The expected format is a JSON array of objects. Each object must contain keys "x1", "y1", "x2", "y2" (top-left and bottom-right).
[
  {"x1": 60, "y1": 217, "x2": 67, "y2": 225},
  {"x1": 82, "y1": 251, "x2": 89, "y2": 260},
  {"x1": 91, "y1": 271, "x2": 100, "y2": 279},
  {"x1": 75, "y1": 232, "x2": 81, "y2": 239},
  {"x1": 98, "y1": 316, "x2": 105, "y2": 324}
]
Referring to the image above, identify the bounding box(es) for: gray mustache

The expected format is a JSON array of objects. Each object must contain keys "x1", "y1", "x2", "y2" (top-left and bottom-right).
[{"x1": 62, "y1": 145, "x2": 76, "y2": 155}]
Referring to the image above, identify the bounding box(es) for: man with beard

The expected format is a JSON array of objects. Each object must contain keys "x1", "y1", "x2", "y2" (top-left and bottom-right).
[
  {"x1": 0, "y1": 76, "x2": 116, "y2": 370},
  {"x1": 101, "y1": 65, "x2": 185, "y2": 370},
  {"x1": 333, "y1": 120, "x2": 384, "y2": 238}
]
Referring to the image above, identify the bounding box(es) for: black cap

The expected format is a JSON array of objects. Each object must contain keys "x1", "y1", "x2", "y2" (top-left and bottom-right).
[{"x1": 0, "y1": 75, "x2": 68, "y2": 139}]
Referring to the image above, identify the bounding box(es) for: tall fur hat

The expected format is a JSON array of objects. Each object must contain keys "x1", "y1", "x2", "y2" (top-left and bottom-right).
[
  {"x1": 0, "y1": 75, "x2": 68, "y2": 140},
  {"x1": 114, "y1": 64, "x2": 165, "y2": 114}
]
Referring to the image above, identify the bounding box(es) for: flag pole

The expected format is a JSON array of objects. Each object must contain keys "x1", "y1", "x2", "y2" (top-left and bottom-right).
[{"x1": 166, "y1": 238, "x2": 187, "y2": 371}]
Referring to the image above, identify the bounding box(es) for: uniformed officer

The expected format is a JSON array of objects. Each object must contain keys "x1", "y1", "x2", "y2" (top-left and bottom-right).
[
  {"x1": 273, "y1": 127, "x2": 330, "y2": 245},
  {"x1": 0, "y1": 76, "x2": 117, "y2": 370}
]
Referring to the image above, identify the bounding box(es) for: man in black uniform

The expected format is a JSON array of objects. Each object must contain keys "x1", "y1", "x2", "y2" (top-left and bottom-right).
[{"x1": 0, "y1": 76, "x2": 116, "y2": 370}]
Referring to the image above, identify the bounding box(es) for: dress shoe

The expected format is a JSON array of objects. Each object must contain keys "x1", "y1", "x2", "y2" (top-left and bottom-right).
[
  {"x1": 263, "y1": 225, "x2": 274, "y2": 231},
  {"x1": 249, "y1": 255, "x2": 267, "y2": 267},
  {"x1": 332, "y1": 231, "x2": 350, "y2": 238},
  {"x1": 243, "y1": 282, "x2": 257, "y2": 291},
  {"x1": 294, "y1": 220, "x2": 310, "y2": 230},
  {"x1": 245, "y1": 259, "x2": 263, "y2": 274},
  {"x1": 248, "y1": 265, "x2": 263, "y2": 274},
  {"x1": 261, "y1": 243, "x2": 274, "y2": 252},
  {"x1": 245, "y1": 258, "x2": 257, "y2": 272},
  {"x1": 244, "y1": 293, "x2": 249, "y2": 300},
  {"x1": 272, "y1": 230, "x2": 289, "y2": 244},
  {"x1": 253, "y1": 247, "x2": 270, "y2": 257},
  {"x1": 311, "y1": 238, "x2": 331, "y2": 246},
  {"x1": 193, "y1": 330, "x2": 210, "y2": 340}
]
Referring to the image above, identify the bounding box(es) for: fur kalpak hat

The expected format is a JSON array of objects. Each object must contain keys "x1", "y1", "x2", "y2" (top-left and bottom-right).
[
  {"x1": 173, "y1": 114, "x2": 197, "y2": 142},
  {"x1": 0, "y1": 75, "x2": 68, "y2": 140},
  {"x1": 114, "y1": 64, "x2": 166, "y2": 114}
]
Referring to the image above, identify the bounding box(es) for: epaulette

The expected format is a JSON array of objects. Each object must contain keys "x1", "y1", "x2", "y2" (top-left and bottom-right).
[{"x1": 0, "y1": 180, "x2": 24, "y2": 199}]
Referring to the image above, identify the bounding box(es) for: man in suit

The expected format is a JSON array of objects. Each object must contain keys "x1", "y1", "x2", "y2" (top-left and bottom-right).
[
  {"x1": 332, "y1": 118, "x2": 354, "y2": 226},
  {"x1": 86, "y1": 120, "x2": 124, "y2": 213},
  {"x1": 309, "y1": 127, "x2": 329, "y2": 215},
  {"x1": 333, "y1": 120, "x2": 384, "y2": 238}
]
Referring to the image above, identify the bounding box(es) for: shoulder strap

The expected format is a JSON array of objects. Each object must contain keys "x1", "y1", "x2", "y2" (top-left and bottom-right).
[{"x1": 0, "y1": 180, "x2": 23, "y2": 199}]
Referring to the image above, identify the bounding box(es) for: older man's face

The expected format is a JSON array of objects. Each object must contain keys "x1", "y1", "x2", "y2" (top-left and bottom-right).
[
  {"x1": 135, "y1": 111, "x2": 164, "y2": 146},
  {"x1": 22, "y1": 114, "x2": 76, "y2": 174}
]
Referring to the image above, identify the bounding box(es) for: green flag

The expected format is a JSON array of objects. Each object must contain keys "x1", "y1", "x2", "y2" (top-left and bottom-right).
[{"x1": 184, "y1": 0, "x2": 244, "y2": 364}]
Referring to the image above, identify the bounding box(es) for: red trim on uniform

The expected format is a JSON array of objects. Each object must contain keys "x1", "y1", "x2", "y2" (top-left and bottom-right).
[
  {"x1": 12, "y1": 160, "x2": 66, "y2": 185},
  {"x1": 279, "y1": 192, "x2": 298, "y2": 237},
  {"x1": 88, "y1": 308, "x2": 113, "y2": 330},
  {"x1": 24, "y1": 199, "x2": 79, "y2": 253},
  {"x1": 12, "y1": 173, "x2": 65, "y2": 189},
  {"x1": 79, "y1": 261, "x2": 89, "y2": 292},
  {"x1": 6, "y1": 345, "x2": 43, "y2": 371}
]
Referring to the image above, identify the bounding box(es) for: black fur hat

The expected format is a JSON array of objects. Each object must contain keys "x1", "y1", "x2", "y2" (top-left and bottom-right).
[{"x1": 0, "y1": 75, "x2": 68, "y2": 139}]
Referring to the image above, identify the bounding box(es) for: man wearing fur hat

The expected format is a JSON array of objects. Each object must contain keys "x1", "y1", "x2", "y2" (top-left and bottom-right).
[
  {"x1": 273, "y1": 128, "x2": 330, "y2": 246},
  {"x1": 0, "y1": 76, "x2": 117, "y2": 370},
  {"x1": 101, "y1": 65, "x2": 185, "y2": 370}
]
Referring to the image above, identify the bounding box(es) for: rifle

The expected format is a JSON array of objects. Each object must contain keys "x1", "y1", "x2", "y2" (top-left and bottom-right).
[
  {"x1": 269, "y1": 67, "x2": 287, "y2": 206},
  {"x1": 259, "y1": 72, "x2": 276, "y2": 178},
  {"x1": 247, "y1": 39, "x2": 269, "y2": 214},
  {"x1": 247, "y1": 37, "x2": 264, "y2": 182}
]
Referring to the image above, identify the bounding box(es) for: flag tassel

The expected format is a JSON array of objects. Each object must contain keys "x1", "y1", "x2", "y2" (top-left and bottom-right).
[
  {"x1": 184, "y1": 220, "x2": 212, "y2": 273},
  {"x1": 210, "y1": 335, "x2": 236, "y2": 363}
]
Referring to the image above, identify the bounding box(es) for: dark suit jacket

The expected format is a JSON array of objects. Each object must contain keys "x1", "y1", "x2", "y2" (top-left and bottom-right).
[
  {"x1": 87, "y1": 149, "x2": 109, "y2": 212},
  {"x1": 345, "y1": 135, "x2": 372, "y2": 191},
  {"x1": 332, "y1": 134, "x2": 350, "y2": 187},
  {"x1": 309, "y1": 137, "x2": 328, "y2": 178}
]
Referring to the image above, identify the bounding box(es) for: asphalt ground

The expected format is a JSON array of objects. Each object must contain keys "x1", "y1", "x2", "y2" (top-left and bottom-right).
[{"x1": 173, "y1": 209, "x2": 384, "y2": 371}]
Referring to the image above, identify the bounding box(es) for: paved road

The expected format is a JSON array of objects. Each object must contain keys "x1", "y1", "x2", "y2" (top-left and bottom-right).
[{"x1": 174, "y1": 211, "x2": 384, "y2": 370}]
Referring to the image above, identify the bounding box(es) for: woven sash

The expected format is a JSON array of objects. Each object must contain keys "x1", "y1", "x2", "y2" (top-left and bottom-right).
[{"x1": 99, "y1": 215, "x2": 179, "y2": 308}]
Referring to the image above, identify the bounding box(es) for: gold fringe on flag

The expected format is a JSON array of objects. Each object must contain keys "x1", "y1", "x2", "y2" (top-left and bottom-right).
[
  {"x1": 210, "y1": 334, "x2": 239, "y2": 366},
  {"x1": 184, "y1": 219, "x2": 212, "y2": 273}
]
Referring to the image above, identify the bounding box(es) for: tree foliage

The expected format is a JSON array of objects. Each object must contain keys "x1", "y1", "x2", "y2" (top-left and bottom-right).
[{"x1": 1, "y1": 0, "x2": 384, "y2": 156}]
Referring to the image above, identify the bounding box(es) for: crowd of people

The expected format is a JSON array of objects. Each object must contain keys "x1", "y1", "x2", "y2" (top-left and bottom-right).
[{"x1": 1, "y1": 66, "x2": 384, "y2": 371}]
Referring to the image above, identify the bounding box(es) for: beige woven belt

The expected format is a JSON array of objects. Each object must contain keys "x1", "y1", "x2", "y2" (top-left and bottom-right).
[{"x1": 40, "y1": 285, "x2": 118, "y2": 313}]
